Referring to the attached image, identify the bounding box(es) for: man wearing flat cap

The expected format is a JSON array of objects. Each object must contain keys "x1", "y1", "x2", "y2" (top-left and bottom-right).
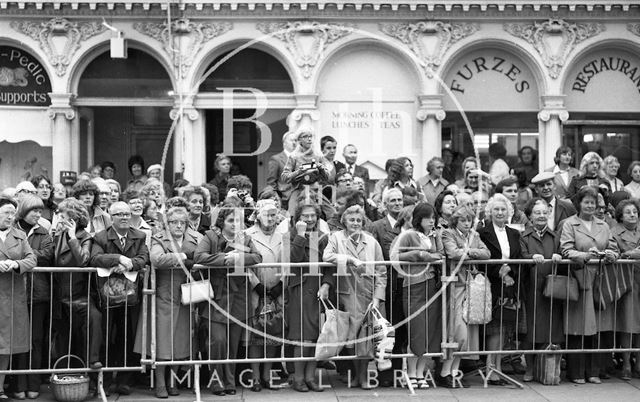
[{"x1": 531, "y1": 171, "x2": 577, "y2": 231}]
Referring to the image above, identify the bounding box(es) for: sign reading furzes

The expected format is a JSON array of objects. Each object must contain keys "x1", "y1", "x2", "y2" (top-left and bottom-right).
[{"x1": 0, "y1": 46, "x2": 51, "y2": 106}]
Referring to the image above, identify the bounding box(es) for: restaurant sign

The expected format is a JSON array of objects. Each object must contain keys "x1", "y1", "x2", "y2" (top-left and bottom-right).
[{"x1": 0, "y1": 46, "x2": 51, "y2": 106}]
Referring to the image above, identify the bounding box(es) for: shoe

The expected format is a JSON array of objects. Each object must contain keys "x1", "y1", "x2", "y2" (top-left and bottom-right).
[
  {"x1": 167, "y1": 387, "x2": 179, "y2": 396},
  {"x1": 90, "y1": 361, "x2": 103, "y2": 370},
  {"x1": 106, "y1": 383, "x2": 117, "y2": 396},
  {"x1": 251, "y1": 380, "x2": 262, "y2": 392},
  {"x1": 0, "y1": 391, "x2": 8, "y2": 400},
  {"x1": 224, "y1": 388, "x2": 236, "y2": 395},
  {"x1": 599, "y1": 372, "x2": 610, "y2": 380},
  {"x1": 116, "y1": 384, "x2": 131, "y2": 395},
  {"x1": 458, "y1": 378, "x2": 470, "y2": 388},
  {"x1": 291, "y1": 380, "x2": 309, "y2": 392},
  {"x1": 523, "y1": 373, "x2": 534, "y2": 382},
  {"x1": 154, "y1": 386, "x2": 168, "y2": 399},
  {"x1": 511, "y1": 359, "x2": 526, "y2": 375},
  {"x1": 572, "y1": 378, "x2": 586, "y2": 384},
  {"x1": 211, "y1": 388, "x2": 226, "y2": 396},
  {"x1": 305, "y1": 380, "x2": 324, "y2": 392},
  {"x1": 26, "y1": 392, "x2": 39, "y2": 399},
  {"x1": 317, "y1": 361, "x2": 336, "y2": 371},
  {"x1": 587, "y1": 376, "x2": 601, "y2": 384},
  {"x1": 622, "y1": 369, "x2": 632, "y2": 381},
  {"x1": 439, "y1": 375, "x2": 455, "y2": 388},
  {"x1": 417, "y1": 378, "x2": 430, "y2": 389},
  {"x1": 488, "y1": 378, "x2": 507, "y2": 386},
  {"x1": 13, "y1": 392, "x2": 26, "y2": 400}
]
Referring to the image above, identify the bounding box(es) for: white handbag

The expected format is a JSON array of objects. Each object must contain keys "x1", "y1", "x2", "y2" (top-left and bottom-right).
[{"x1": 181, "y1": 272, "x2": 214, "y2": 305}]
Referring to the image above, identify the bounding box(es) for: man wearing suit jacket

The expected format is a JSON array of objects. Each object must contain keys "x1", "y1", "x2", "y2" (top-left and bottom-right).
[
  {"x1": 90, "y1": 202, "x2": 149, "y2": 395},
  {"x1": 266, "y1": 131, "x2": 297, "y2": 208},
  {"x1": 532, "y1": 171, "x2": 577, "y2": 232},
  {"x1": 365, "y1": 188, "x2": 405, "y2": 386},
  {"x1": 340, "y1": 144, "x2": 370, "y2": 195}
]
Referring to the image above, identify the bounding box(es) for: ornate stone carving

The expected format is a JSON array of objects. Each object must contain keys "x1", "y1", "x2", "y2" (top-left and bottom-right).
[
  {"x1": 47, "y1": 107, "x2": 76, "y2": 120},
  {"x1": 134, "y1": 18, "x2": 232, "y2": 78},
  {"x1": 627, "y1": 23, "x2": 640, "y2": 37},
  {"x1": 504, "y1": 19, "x2": 604, "y2": 79},
  {"x1": 11, "y1": 17, "x2": 106, "y2": 76},
  {"x1": 538, "y1": 109, "x2": 569, "y2": 122},
  {"x1": 379, "y1": 21, "x2": 479, "y2": 77},
  {"x1": 416, "y1": 108, "x2": 446, "y2": 121},
  {"x1": 256, "y1": 21, "x2": 354, "y2": 78},
  {"x1": 170, "y1": 107, "x2": 200, "y2": 121}
]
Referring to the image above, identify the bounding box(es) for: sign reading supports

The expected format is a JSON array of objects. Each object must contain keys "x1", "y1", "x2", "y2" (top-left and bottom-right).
[{"x1": 0, "y1": 46, "x2": 51, "y2": 106}]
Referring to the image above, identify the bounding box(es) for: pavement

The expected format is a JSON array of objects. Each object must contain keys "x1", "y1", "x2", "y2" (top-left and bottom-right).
[{"x1": 21, "y1": 369, "x2": 640, "y2": 402}]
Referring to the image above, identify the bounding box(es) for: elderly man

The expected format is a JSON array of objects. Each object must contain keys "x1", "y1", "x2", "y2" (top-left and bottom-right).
[
  {"x1": 90, "y1": 202, "x2": 149, "y2": 396},
  {"x1": 531, "y1": 171, "x2": 577, "y2": 231},
  {"x1": 340, "y1": 144, "x2": 370, "y2": 194},
  {"x1": 365, "y1": 188, "x2": 405, "y2": 386},
  {"x1": 419, "y1": 157, "x2": 449, "y2": 205}
]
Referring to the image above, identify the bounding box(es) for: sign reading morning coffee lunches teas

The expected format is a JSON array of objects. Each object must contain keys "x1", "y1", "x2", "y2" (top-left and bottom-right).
[{"x1": 0, "y1": 46, "x2": 51, "y2": 106}]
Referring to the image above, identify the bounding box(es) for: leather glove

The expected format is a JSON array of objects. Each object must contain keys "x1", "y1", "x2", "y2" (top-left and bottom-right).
[
  {"x1": 254, "y1": 283, "x2": 266, "y2": 296},
  {"x1": 268, "y1": 281, "x2": 283, "y2": 299}
]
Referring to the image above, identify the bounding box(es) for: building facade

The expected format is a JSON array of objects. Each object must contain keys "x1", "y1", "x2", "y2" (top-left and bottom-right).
[{"x1": 1, "y1": 1, "x2": 639, "y2": 191}]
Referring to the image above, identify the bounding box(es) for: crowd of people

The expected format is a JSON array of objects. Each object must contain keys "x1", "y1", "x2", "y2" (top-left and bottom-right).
[{"x1": 1, "y1": 130, "x2": 640, "y2": 399}]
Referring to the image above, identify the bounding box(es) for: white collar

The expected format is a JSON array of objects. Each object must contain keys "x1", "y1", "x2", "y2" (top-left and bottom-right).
[
  {"x1": 493, "y1": 222, "x2": 507, "y2": 232},
  {"x1": 387, "y1": 214, "x2": 397, "y2": 228}
]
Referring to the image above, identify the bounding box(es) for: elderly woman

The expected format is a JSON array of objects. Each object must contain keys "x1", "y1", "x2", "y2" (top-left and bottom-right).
[
  {"x1": 626, "y1": 161, "x2": 640, "y2": 199},
  {"x1": 0, "y1": 197, "x2": 37, "y2": 400},
  {"x1": 122, "y1": 189, "x2": 155, "y2": 247},
  {"x1": 519, "y1": 197, "x2": 564, "y2": 382},
  {"x1": 30, "y1": 175, "x2": 56, "y2": 223},
  {"x1": 323, "y1": 205, "x2": 387, "y2": 389},
  {"x1": 545, "y1": 146, "x2": 580, "y2": 199},
  {"x1": 70, "y1": 180, "x2": 111, "y2": 236},
  {"x1": 560, "y1": 186, "x2": 619, "y2": 384},
  {"x1": 434, "y1": 190, "x2": 458, "y2": 231},
  {"x1": 281, "y1": 129, "x2": 330, "y2": 215},
  {"x1": 441, "y1": 204, "x2": 491, "y2": 387},
  {"x1": 92, "y1": 178, "x2": 112, "y2": 211},
  {"x1": 183, "y1": 186, "x2": 210, "y2": 235},
  {"x1": 134, "y1": 206, "x2": 201, "y2": 398},
  {"x1": 12, "y1": 196, "x2": 54, "y2": 399},
  {"x1": 611, "y1": 199, "x2": 640, "y2": 380},
  {"x1": 567, "y1": 152, "x2": 610, "y2": 201},
  {"x1": 287, "y1": 201, "x2": 333, "y2": 392},
  {"x1": 495, "y1": 176, "x2": 529, "y2": 230},
  {"x1": 52, "y1": 198, "x2": 103, "y2": 372},
  {"x1": 195, "y1": 205, "x2": 262, "y2": 396},
  {"x1": 390, "y1": 203, "x2": 443, "y2": 389},
  {"x1": 477, "y1": 193, "x2": 523, "y2": 385},
  {"x1": 602, "y1": 155, "x2": 625, "y2": 193},
  {"x1": 244, "y1": 200, "x2": 286, "y2": 392},
  {"x1": 208, "y1": 155, "x2": 235, "y2": 201}
]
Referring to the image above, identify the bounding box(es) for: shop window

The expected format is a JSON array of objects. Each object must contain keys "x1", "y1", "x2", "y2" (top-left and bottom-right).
[
  {"x1": 78, "y1": 49, "x2": 172, "y2": 97},
  {"x1": 199, "y1": 48, "x2": 293, "y2": 92}
]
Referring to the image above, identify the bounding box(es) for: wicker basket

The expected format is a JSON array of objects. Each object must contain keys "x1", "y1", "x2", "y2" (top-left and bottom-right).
[{"x1": 50, "y1": 355, "x2": 90, "y2": 402}]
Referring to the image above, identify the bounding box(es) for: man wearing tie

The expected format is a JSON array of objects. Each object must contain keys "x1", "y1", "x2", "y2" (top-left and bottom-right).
[
  {"x1": 91, "y1": 202, "x2": 149, "y2": 396},
  {"x1": 266, "y1": 131, "x2": 297, "y2": 208},
  {"x1": 339, "y1": 144, "x2": 370, "y2": 194},
  {"x1": 531, "y1": 171, "x2": 577, "y2": 231}
]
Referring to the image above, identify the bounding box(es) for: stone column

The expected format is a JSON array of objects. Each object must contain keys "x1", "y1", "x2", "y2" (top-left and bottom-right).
[
  {"x1": 170, "y1": 102, "x2": 204, "y2": 184},
  {"x1": 417, "y1": 95, "x2": 446, "y2": 172},
  {"x1": 287, "y1": 94, "x2": 319, "y2": 134},
  {"x1": 538, "y1": 96, "x2": 569, "y2": 172},
  {"x1": 48, "y1": 93, "x2": 76, "y2": 182}
]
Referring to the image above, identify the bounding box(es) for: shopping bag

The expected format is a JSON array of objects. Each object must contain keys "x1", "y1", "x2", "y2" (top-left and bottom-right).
[
  {"x1": 99, "y1": 273, "x2": 139, "y2": 308},
  {"x1": 462, "y1": 272, "x2": 492, "y2": 325},
  {"x1": 252, "y1": 297, "x2": 286, "y2": 337},
  {"x1": 534, "y1": 344, "x2": 562, "y2": 385},
  {"x1": 593, "y1": 261, "x2": 632, "y2": 310},
  {"x1": 543, "y1": 263, "x2": 579, "y2": 302},
  {"x1": 315, "y1": 298, "x2": 350, "y2": 360}
]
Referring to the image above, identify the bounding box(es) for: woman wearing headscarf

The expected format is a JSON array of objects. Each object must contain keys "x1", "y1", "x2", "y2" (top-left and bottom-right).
[
  {"x1": 281, "y1": 128, "x2": 331, "y2": 216},
  {"x1": 244, "y1": 199, "x2": 286, "y2": 392},
  {"x1": 560, "y1": 186, "x2": 618, "y2": 384},
  {"x1": 390, "y1": 203, "x2": 443, "y2": 389},
  {"x1": 194, "y1": 204, "x2": 262, "y2": 396},
  {"x1": 0, "y1": 196, "x2": 37, "y2": 401},
  {"x1": 323, "y1": 205, "x2": 387, "y2": 389},
  {"x1": 611, "y1": 199, "x2": 640, "y2": 380},
  {"x1": 441, "y1": 204, "x2": 491, "y2": 387},
  {"x1": 519, "y1": 197, "x2": 564, "y2": 382},
  {"x1": 12, "y1": 195, "x2": 54, "y2": 399},
  {"x1": 135, "y1": 206, "x2": 202, "y2": 398},
  {"x1": 287, "y1": 200, "x2": 333, "y2": 392}
]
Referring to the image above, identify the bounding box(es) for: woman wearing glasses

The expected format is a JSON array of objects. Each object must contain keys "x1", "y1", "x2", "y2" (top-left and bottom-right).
[{"x1": 30, "y1": 175, "x2": 57, "y2": 223}]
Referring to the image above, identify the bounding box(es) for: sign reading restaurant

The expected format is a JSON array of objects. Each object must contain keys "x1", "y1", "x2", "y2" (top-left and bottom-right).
[
  {"x1": 0, "y1": 46, "x2": 51, "y2": 106},
  {"x1": 572, "y1": 56, "x2": 640, "y2": 94}
]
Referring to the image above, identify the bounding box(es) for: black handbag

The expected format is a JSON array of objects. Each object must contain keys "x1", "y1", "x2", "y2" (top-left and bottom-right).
[{"x1": 98, "y1": 273, "x2": 139, "y2": 309}]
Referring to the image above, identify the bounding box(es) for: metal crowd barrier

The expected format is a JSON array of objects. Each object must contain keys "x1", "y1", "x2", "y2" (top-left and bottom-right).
[{"x1": 2, "y1": 258, "x2": 640, "y2": 398}]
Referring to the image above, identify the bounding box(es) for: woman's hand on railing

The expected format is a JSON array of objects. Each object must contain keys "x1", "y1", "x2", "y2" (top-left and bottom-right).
[
  {"x1": 551, "y1": 253, "x2": 562, "y2": 263},
  {"x1": 532, "y1": 254, "x2": 545, "y2": 264},
  {"x1": 604, "y1": 250, "x2": 617, "y2": 264}
]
